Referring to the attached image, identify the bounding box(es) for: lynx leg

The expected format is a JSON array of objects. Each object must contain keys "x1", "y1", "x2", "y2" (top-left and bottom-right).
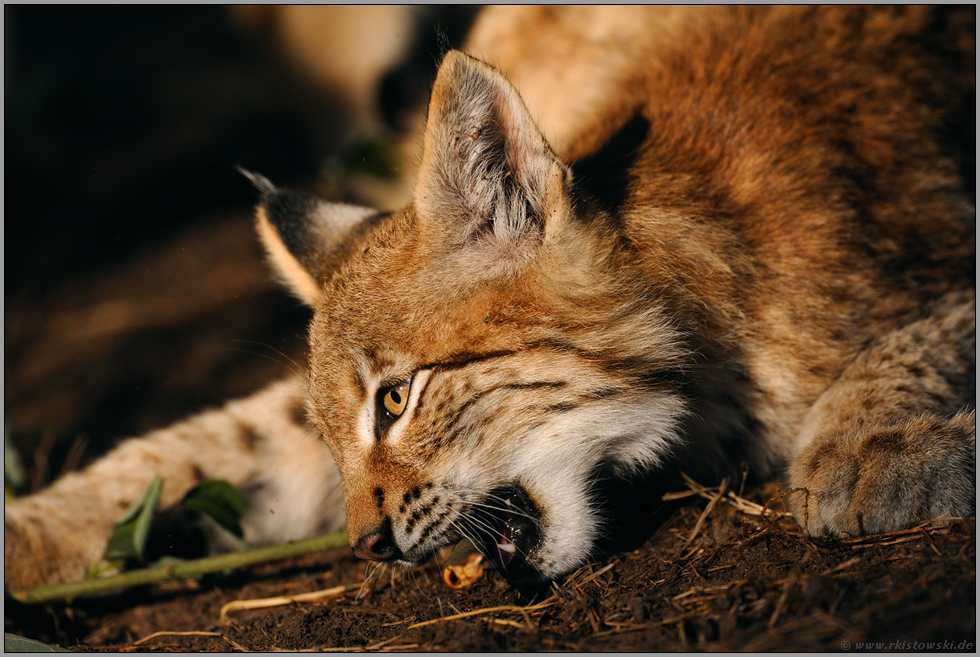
[
  {"x1": 789, "y1": 290, "x2": 976, "y2": 537},
  {"x1": 5, "y1": 376, "x2": 344, "y2": 590}
]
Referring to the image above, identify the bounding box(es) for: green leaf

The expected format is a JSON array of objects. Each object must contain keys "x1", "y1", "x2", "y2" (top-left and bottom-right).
[
  {"x1": 180, "y1": 479, "x2": 249, "y2": 538},
  {"x1": 102, "y1": 475, "x2": 164, "y2": 562},
  {"x1": 86, "y1": 557, "x2": 125, "y2": 581},
  {"x1": 3, "y1": 633, "x2": 72, "y2": 652}
]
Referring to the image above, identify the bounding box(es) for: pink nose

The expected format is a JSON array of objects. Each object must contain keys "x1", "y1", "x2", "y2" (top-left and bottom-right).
[{"x1": 352, "y1": 523, "x2": 401, "y2": 561}]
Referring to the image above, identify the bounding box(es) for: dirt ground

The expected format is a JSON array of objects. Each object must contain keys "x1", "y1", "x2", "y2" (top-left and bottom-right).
[
  {"x1": 4, "y1": 6, "x2": 976, "y2": 653},
  {"x1": 5, "y1": 487, "x2": 976, "y2": 652}
]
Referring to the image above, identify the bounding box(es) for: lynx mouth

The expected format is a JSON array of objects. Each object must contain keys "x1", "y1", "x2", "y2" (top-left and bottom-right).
[{"x1": 471, "y1": 484, "x2": 542, "y2": 574}]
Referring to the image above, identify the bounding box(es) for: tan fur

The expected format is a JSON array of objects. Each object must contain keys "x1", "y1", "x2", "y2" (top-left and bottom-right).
[
  {"x1": 232, "y1": 5, "x2": 418, "y2": 135},
  {"x1": 5, "y1": 377, "x2": 343, "y2": 590},
  {"x1": 5, "y1": 6, "x2": 975, "y2": 588},
  {"x1": 789, "y1": 289, "x2": 976, "y2": 534},
  {"x1": 465, "y1": 6, "x2": 697, "y2": 161},
  {"x1": 255, "y1": 206, "x2": 322, "y2": 306}
]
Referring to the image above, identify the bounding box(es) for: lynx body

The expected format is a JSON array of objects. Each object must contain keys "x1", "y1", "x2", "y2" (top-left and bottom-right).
[{"x1": 6, "y1": 6, "x2": 975, "y2": 588}]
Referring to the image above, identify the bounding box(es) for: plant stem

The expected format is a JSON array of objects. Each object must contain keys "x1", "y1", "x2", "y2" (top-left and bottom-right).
[{"x1": 8, "y1": 531, "x2": 349, "y2": 604}]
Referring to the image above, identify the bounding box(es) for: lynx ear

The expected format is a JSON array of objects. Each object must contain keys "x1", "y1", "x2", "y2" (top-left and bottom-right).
[
  {"x1": 241, "y1": 169, "x2": 376, "y2": 307},
  {"x1": 415, "y1": 51, "x2": 571, "y2": 271}
]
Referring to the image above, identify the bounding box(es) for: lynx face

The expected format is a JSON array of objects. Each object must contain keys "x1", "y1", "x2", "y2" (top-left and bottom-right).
[
  {"x1": 306, "y1": 286, "x2": 686, "y2": 579},
  {"x1": 253, "y1": 52, "x2": 690, "y2": 579}
]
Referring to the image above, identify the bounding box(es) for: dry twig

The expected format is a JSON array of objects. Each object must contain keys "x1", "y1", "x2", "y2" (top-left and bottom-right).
[
  {"x1": 684, "y1": 478, "x2": 728, "y2": 548},
  {"x1": 220, "y1": 584, "x2": 349, "y2": 624},
  {"x1": 10, "y1": 530, "x2": 349, "y2": 604},
  {"x1": 576, "y1": 562, "x2": 616, "y2": 588},
  {"x1": 133, "y1": 630, "x2": 248, "y2": 652},
  {"x1": 664, "y1": 474, "x2": 793, "y2": 521},
  {"x1": 407, "y1": 596, "x2": 559, "y2": 630}
]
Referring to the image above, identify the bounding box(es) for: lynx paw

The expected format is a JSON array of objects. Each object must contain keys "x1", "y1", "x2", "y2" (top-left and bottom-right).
[{"x1": 788, "y1": 411, "x2": 975, "y2": 537}]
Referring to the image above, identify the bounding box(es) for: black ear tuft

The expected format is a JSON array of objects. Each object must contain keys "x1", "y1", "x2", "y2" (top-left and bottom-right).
[
  {"x1": 243, "y1": 167, "x2": 381, "y2": 307},
  {"x1": 237, "y1": 167, "x2": 324, "y2": 264},
  {"x1": 236, "y1": 166, "x2": 277, "y2": 198},
  {"x1": 260, "y1": 189, "x2": 321, "y2": 262}
]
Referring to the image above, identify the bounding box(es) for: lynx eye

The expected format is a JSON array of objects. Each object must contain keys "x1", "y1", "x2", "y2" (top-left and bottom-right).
[
  {"x1": 382, "y1": 381, "x2": 410, "y2": 416},
  {"x1": 375, "y1": 378, "x2": 413, "y2": 439}
]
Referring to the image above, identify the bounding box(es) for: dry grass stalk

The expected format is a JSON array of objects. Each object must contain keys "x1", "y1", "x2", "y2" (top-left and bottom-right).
[
  {"x1": 219, "y1": 584, "x2": 348, "y2": 624},
  {"x1": 575, "y1": 562, "x2": 616, "y2": 588},
  {"x1": 316, "y1": 634, "x2": 423, "y2": 653},
  {"x1": 665, "y1": 473, "x2": 794, "y2": 520},
  {"x1": 819, "y1": 557, "x2": 862, "y2": 576},
  {"x1": 673, "y1": 579, "x2": 748, "y2": 603},
  {"x1": 407, "y1": 596, "x2": 559, "y2": 630},
  {"x1": 767, "y1": 575, "x2": 797, "y2": 628},
  {"x1": 489, "y1": 618, "x2": 531, "y2": 630},
  {"x1": 684, "y1": 477, "x2": 729, "y2": 548},
  {"x1": 589, "y1": 612, "x2": 697, "y2": 638},
  {"x1": 133, "y1": 630, "x2": 248, "y2": 652},
  {"x1": 839, "y1": 516, "x2": 963, "y2": 547}
]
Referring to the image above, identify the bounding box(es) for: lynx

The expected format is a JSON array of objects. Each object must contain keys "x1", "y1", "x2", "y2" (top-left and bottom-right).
[{"x1": 5, "y1": 6, "x2": 975, "y2": 590}]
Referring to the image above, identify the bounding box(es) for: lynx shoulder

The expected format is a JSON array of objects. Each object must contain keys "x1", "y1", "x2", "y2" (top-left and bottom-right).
[{"x1": 5, "y1": 6, "x2": 974, "y2": 588}]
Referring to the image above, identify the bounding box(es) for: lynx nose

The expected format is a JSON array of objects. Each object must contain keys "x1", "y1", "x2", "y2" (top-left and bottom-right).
[{"x1": 352, "y1": 522, "x2": 402, "y2": 562}]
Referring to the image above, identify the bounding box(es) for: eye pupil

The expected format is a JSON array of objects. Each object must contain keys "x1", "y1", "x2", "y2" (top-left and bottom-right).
[{"x1": 381, "y1": 380, "x2": 410, "y2": 417}]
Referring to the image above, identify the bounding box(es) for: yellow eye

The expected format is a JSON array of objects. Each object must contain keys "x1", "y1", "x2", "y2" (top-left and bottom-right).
[{"x1": 382, "y1": 381, "x2": 410, "y2": 417}]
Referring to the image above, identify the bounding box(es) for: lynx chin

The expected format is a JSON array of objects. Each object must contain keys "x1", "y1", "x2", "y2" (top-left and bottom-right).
[{"x1": 5, "y1": 6, "x2": 975, "y2": 589}]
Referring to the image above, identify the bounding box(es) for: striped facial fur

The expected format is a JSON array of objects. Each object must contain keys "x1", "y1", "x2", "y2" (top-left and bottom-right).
[{"x1": 308, "y1": 341, "x2": 686, "y2": 579}]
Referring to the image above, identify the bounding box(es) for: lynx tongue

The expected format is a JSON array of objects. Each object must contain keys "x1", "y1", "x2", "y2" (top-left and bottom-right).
[{"x1": 483, "y1": 486, "x2": 540, "y2": 572}]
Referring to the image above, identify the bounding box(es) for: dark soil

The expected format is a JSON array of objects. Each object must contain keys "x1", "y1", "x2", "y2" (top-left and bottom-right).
[
  {"x1": 5, "y1": 490, "x2": 976, "y2": 652},
  {"x1": 5, "y1": 6, "x2": 976, "y2": 653}
]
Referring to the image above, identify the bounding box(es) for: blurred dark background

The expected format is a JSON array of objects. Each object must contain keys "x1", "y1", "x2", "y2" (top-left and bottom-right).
[{"x1": 4, "y1": 5, "x2": 478, "y2": 491}]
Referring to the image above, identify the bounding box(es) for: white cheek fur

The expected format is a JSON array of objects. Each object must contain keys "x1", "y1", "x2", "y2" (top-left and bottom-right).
[
  {"x1": 439, "y1": 391, "x2": 687, "y2": 576},
  {"x1": 355, "y1": 357, "x2": 380, "y2": 450}
]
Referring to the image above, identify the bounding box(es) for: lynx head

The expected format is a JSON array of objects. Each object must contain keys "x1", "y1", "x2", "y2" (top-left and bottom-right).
[{"x1": 250, "y1": 51, "x2": 687, "y2": 580}]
